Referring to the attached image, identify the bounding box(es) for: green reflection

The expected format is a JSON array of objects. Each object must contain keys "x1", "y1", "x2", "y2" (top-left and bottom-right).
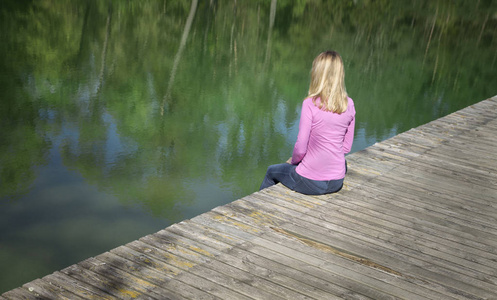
[{"x1": 0, "y1": 0, "x2": 496, "y2": 293}]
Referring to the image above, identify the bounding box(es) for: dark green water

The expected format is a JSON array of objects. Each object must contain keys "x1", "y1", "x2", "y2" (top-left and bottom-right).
[{"x1": 1, "y1": 0, "x2": 496, "y2": 293}]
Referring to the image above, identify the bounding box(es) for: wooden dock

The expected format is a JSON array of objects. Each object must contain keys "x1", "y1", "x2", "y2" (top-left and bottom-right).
[{"x1": 3, "y1": 96, "x2": 497, "y2": 300}]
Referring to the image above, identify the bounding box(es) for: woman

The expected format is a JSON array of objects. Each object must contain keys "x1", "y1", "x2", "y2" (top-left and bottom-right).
[{"x1": 260, "y1": 51, "x2": 355, "y2": 195}]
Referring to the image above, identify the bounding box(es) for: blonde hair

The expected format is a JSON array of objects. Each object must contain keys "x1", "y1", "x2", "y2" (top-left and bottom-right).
[{"x1": 308, "y1": 51, "x2": 348, "y2": 114}]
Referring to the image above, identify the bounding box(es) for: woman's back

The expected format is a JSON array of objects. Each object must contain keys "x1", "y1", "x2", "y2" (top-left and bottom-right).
[{"x1": 293, "y1": 97, "x2": 355, "y2": 180}]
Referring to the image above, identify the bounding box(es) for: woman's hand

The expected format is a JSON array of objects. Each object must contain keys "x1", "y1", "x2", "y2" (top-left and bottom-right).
[{"x1": 286, "y1": 157, "x2": 292, "y2": 164}]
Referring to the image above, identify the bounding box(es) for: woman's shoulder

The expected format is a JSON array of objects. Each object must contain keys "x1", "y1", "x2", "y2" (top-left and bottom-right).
[
  {"x1": 301, "y1": 97, "x2": 316, "y2": 110},
  {"x1": 346, "y1": 96, "x2": 356, "y2": 115},
  {"x1": 303, "y1": 97, "x2": 315, "y2": 104},
  {"x1": 347, "y1": 96, "x2": 355, "y2": 108}
]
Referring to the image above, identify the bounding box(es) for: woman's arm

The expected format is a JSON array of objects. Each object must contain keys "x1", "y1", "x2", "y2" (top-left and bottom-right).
[
  {"x1": 343, "y1": 100, "x2": 356, "y2": 153},
  {"x1": 342, "y1": 115, "x2": 355, "y2": 154},
  {"x1": 291, "y1": 100, "x2": 313, "y2": 164}
]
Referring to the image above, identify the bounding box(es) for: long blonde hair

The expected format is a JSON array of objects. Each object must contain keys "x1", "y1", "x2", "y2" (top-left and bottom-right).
[{"x1": 308, "y1": 51, "x2": 348, "y2": 113}]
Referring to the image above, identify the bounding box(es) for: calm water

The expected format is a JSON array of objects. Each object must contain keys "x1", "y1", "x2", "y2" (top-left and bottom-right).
[{"x1": 1, "y1": 0, "x2": 496, "y2": 292}]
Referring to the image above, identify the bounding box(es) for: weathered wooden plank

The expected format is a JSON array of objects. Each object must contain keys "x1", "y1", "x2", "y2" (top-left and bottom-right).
[
  {"x1": 368, "y1": 144, "x2": 424, "y2": 163},
  {"x1": 429, "y1": 112, "x2": 495, "y2": 128},
  {"x1": 455, "y1": 105, "x2": 497, "y2": 120},
  {"x1": 340, "y1": 172, "x2": 373, "y2": 191},
  {"x1": 346, "y1": 158, "x2": 397, "y2": 177},
  {"x1": 190, "y1": 212, "x2": 396, "y2": 300},
  {"x1": 391, "y1": 166, "x2": 497, "y2": 208},
  {"x1": 259, "y1": 185, "x2": 497, "y2": 265},
  {"x1": 417, "y1": 145, "x2": 497, "y2": 175},
  {"x1": 42, "y1": 271, "x2": 115, "y2": 300},
  {"x1": 356, "y1": 178, "x2": 497, "y2": 230},
  {"x1": 383, "y1": 154, "x2": 497, "y2": 202},
  {"x1": 420, "y1": 124, "x2": 470, "y2": 139},
  {"x1": 386, "y1": 162, "x2": 497, "y2": 203},
  {"x1": 125, "y1": 240, "x2": 200, "y2": 273},
  {"x1": 109, "y1": 246, "x2": 218, "y2": 300},
  {"x1": 141, "y1": 233, "x2": 284, "y2": 300},
  {"x1": 359, "y1": 146, "x2": 413, "y2": 165},
  {"x1": 105, "y1": 247, "x2": 214, "y2": 299},
  {"x1": 434, "y1": 138, "x2": 497, "y2": 162},
  {"x1": 92, "y1": 252, "x2": 184, "y2": 299},
  {"x1": 250, "y1": 190, "x2": 497, "y2": 277},
  {"x1": 444, "y1": 139, "x2": 497, "y2": 158},
  {"x1": 344, "y1": 164, "x2": 384, "y2": 181},
  {"x1": 478, "y1": 116, "x2": 497, "y2": 128},
  {"x1": 207, "y1": 208, "x2": 468, "y2": 300},
  {"x1": 317, "y1": 201, "x2": 496, "y2": 283},
  {"x1": 21, "y1": 279, "x2": 82, "y2": 300},
  {"x1": 421, "y1": 122, "x2": 497, "y2": 146},
  {"x1": 376, "y1": 137, "x2": 431, "y2": 155},
  {"x1": 2, "y1": 288, "x2": 47, "y2": 300},
  {"x1": 79, "y1": 257, "x2": 176, "y2": 300},
  {"x1": 110, "y1": 245, "x2": 183, "y2": 277},
  {"x1": 430, "y1": 133, "x2": 497, "y2": 155},
  {"x1": 423, "y1": 118, "x2": 497, "y2": 146},
  {"x1": 372, "y1": 169, "x2": 497, "y2": 217},
  {"x1": 335, "y1": 186, "x2": 497, "y2": 255},
  {"x1": 261, "y1": 184, "x2": 327, "y2": 208},
  {"x1": 239, "y1": 241, "x2": 401, "y2": 300},
  {"x1": 434, "y1": 117, "x2": 497, "y2": 138},
  {"x1": 321, "y1": 190, "x2": 497, "y2": 275},
  {"x1": 143, "y1": 233, "x2": 286, "y2": 300},
  {"x1": 258, "y1": 185, "x2": 322, "y2": 210},
  {"x1": 345, "y1": 148, "x2": 406, "y2": 173},
  {"x1": 222, "y1": 206, "x2": 495, "y2": 296},
  {"x1": 220, "y1": 197, "x2": 497, "y2": 298},
  {"x1": 453, "y1": 119, "x2": 497, "y2": 135},
  {"x1": 167, "y1": 221, "x2": 359, "y2": 300},
  {"x1": 349, "y1": 181, "x2": 497, "y2": 242},
  {"x1": 202, "y1": 207, "x2": 442, "y2": 300},
  {"x1": 61, "y1": 263, "x2": 154, "y2": 300},
  {"x1": 126, "y1": 240, "x2": 253, "y2": 300},
  {"x1": 398, "y1": 129, "x2": 447, "y2": 147},
  {"x1": 282, "y1": 171, "x2": 496, "y2": 272},
  {"x1": 154, "y1": 228, "x2": 313, "y2": 300},
  {"x1": 434, "y1": 113, "x2": 490, "y2": 128},
  {"x1": 326, "y1": 189, "x2": 497, "y2": 265}
]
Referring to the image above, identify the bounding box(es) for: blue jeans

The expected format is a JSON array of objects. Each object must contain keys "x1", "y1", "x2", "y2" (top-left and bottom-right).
[{"x1": 259, "y1": 163, "x2": 345, "y2": 195}]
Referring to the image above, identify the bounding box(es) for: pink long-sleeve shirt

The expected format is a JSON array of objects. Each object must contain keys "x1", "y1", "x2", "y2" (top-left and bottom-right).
[{"x1": 291, "y1": 96, "x2": 355, "y2": 180}]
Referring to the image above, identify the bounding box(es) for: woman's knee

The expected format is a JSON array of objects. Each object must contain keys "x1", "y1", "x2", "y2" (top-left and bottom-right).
[{"x1": 267, "y1": 163, "x2": 289, "y2": 174}]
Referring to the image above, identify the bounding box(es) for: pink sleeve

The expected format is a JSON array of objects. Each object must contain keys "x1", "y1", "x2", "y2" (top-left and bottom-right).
[
  {"x1": 291, "y1": 100, "x2": 312, "y2": 164},
  {"x1": 343, "y1": 105, "x2": 356, "y2": 154}
]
